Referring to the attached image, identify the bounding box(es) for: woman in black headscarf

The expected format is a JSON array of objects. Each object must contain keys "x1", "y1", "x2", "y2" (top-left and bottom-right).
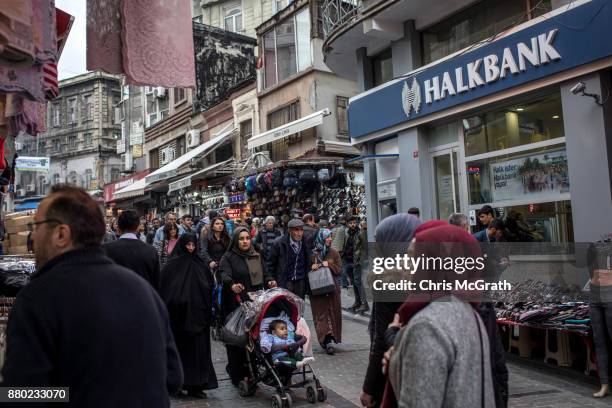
[
  {"x1": 360, "y1": 214, "x2": 421, "y2": 408},
  {"x1": 219, "y1": 227, "x2": 276, "y2": 386},
  {"x1": 160, "y1": 232, "x2": 218, "y2": 399}
]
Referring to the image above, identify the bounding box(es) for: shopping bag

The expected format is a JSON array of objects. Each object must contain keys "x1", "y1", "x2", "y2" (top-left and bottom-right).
[
  {"x1": 308, "y1": 266, "x2": 336, "y2": 296},
  {"x1": 217, "y1": 304, "x2": 248, "y2": 347}
]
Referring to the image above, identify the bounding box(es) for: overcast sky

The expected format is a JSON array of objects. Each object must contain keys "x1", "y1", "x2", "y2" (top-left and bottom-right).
[{"x1": 56, "y1": 0, "x2": 88, "y2": 80}]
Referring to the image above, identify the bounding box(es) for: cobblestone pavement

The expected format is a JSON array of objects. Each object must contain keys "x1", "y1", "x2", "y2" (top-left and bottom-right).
[{"x1": 171, "y1": 288, "x2": 610, "y2": 407}]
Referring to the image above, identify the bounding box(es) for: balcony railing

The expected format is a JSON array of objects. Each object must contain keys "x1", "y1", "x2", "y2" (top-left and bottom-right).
[{"x1": 320, "y1": 0, "x2": 362, "y2": 39}]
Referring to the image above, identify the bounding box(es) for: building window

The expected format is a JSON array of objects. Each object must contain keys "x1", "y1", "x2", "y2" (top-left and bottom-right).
[
  {"x1": 84, "y1": 169, "x2": 93, "y2": 189},
  {"x1": 421, "y1": 0, "x2": 562, "y2": 65},
  {"x1": 68, "y1": 136, "x2": 77, "y2": 150},
  {"x1": 224, "y1": 6, "x2": 243, "y2": 33},
  {"x1": 84, "y1": 133, "x2": 93, "y2": 147},
  {"x1": 52, "y1": 103, "x2": 61, "y2": 127},
  {"x1": 67, "y1": 97, "x2": 77, "y2": 123},
  {"x1": 173, "y1": 88, "x2": 186, "y2": 106},
  {"x1": 82, "y1": 94, "x2": 93, "y2": 120},
  {"x1": 266, "y1": 101, "x2": 299, "y2": 161},
  {"x1": 263, "y1": 7, "x2": 312, "y2": 89},
  {"x1": 273, "y1": 0, "x2": 294, "y2": 14},
  {"x1": 240, "y1": 119, "x2": 253, "y2": 158},
  {"x1": 336, "y1": 96, "x2": 349, "y2": 137},
  {"x1": 372, "y1": 48, "x2": 393, "y2": 87},
  {"x1": 113, "y1": 129, "x2": 121, "y2": 140},
  {"x1": 110, "y1": 167, "x2": 121, "y2": 182},
  {"x1": 150, "y1": 148, "x2": 160, "y2": 170},
  {"x1": 463, "y1": 92, "x2": 571, "y2": 241},
  {"x1": 53, "y1": 138, "x2": 61, "y2": 153}
]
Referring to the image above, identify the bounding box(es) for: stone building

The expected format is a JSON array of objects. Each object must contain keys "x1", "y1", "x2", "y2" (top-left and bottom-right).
[{"x1": 16, "y1": 71, "x2": 122, "y2": 198}]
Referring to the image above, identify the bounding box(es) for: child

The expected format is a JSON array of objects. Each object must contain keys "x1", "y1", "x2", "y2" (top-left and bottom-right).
[{"x1": 261, "y1": 320, "x2": 315, "y2": 369}]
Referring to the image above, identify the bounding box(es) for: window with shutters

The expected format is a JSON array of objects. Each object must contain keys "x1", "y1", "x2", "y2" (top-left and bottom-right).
[
  {"x1": 336, "y1": 96, "x2": 349, "y2": 138},
  {"x1": 69, "y1": 136, "x2": 77, "y2": 150},
  {"x1": 265, "y1": 101, "x2": 299, "y2": 161},
  {"x1": 84, "y1": 133, "x2": 93, "y2": 147},
  {"x1": 82, "y1": 94, "x2": 93, "y2": 121},
  {"x1": 52, "y1": 103, "x2": 61, "y2": 127},
  {"x1": 150, "y1": 148, "x2": 160, "y2": 170},
  {"x1": 240, "y1": 120, "x2": 252, "y2": 158},
  {"x1": 67, "y1": 98, "x2": 77, "y2": 123}
]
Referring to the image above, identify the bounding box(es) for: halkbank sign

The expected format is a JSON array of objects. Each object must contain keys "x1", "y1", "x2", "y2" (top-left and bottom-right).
[{"x1": 349, "y1": 0, "x2": 612, "y2": 140}]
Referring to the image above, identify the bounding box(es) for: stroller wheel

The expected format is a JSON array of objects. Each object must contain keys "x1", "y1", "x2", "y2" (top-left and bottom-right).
[
  {"x1": 271, "y1": 394, "x2": 283, "y2": 408},
  {"x1": 317, "y1": 387, "x2": 327, "y2": 402},
  {"x1": 306, "y1": 385, "x2": 317, "y2": 404},
  {"x1": 283, "y1": 392, "x2": 293, "y2": 408}
]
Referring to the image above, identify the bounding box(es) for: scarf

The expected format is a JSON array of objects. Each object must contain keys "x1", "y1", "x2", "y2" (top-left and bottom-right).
[
  {"x1": 230, "y1": 227, "x2": 263, "y2": 286},
  {"x1": 315, "y1": 228, "x2": 332, "y2": 262}
]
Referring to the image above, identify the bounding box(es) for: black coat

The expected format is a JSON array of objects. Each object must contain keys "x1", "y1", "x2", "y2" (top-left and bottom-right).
[
  {"x1": 1, "y1": 248, "x2": 183, "y2": 408},
  {"x1": 268, "y1": 234, "x2": 313, "y2": 289},
  {"x1": 103, "y1": 237, "x2": 161, "y2": 292},
  {"x1": 477, "y1": 302, "x2": 509, "y2": 408}
]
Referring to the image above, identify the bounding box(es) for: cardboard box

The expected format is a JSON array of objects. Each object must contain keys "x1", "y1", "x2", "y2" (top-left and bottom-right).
[
  {"x1": 4, "y1": 245, "x2": 29, "y2": 255},
  {"x1": 5, "y1": 215, "x2": 33, "y2": 228},
  {"x1": 7, "y1": 231, "x2": 29, "y2": 246}
]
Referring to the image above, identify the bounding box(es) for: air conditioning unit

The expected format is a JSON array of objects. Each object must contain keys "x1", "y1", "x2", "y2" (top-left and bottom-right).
[
  {"x1": 40, "y1": 176, "x2": 50, "y2": 185},
  {"x1": 186, "y1": 130, "x2": 200, "y2": 149},
  {"x1": 16, "y1": 189, "x2": 26, "y2": 197},
  {"x1": 26, "y1": 184, "x2": 35, "y2": 192},
  {"x1": 145, "y1": 86, "x2": 155, "y2": 94},
  {"x1": 161, "y1": 147, "x2": 175, "y2": 165},
  {"x1": 154, "y1": 87, "x2": 166, "y2": 98},
  {"x1": 14, "y1": 142, "x2": 23, "y2": 151}
]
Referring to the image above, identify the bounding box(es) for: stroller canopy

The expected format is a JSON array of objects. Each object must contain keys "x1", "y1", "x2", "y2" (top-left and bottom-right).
[{"x1": 245, "y1": 288, "x2": 304, "y2": 341}]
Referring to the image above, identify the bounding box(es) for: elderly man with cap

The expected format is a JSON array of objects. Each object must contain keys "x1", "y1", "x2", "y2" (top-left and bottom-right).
[{"x1": 269, "y1": 218, "x2": 313, "y2": 299}]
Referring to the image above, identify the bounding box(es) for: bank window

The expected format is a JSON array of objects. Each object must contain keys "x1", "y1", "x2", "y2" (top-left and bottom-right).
[
  {"x1": 262, "y1": 7, "x2": 312, "y2": 89},
  {"x1": 421, "y1": 0, "x2": 556, "y2": 65},
  {"x1": 224, "y1": 6, "x2": 242, "y2": 33},
  {"x1": 372, "y1": 49, "x2": 393, "y2": 87}
]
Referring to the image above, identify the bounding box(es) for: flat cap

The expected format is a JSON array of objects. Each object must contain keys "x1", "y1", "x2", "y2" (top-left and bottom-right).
[{"x1": 287, "y1": 219, "x2": 305, "y2": 228}]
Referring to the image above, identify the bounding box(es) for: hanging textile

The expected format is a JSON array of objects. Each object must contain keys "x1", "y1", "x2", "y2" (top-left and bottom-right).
[
  {"x1": 0, "y1": 0, "x2": 35, "y2": 66},
  {"x1": 86, "y1": 0, "x2": 196, "y2": 88}
]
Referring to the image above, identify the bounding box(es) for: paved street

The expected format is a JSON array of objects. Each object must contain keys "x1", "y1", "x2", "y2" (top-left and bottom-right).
[{"x1": 172, "y1": 289, "x2": 609, "y2": 407}]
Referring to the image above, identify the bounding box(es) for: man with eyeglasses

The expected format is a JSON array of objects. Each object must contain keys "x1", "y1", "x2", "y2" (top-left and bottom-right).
[{"x1": 2, "y1": 185, "x2": 184, "y2": 407}]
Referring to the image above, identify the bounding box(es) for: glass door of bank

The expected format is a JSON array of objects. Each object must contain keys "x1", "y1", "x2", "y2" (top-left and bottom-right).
[{"x1": 432, "y1": 148, "x2": 461, "y2": 221}]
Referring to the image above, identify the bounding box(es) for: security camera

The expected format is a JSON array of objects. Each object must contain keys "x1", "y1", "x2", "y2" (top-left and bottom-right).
[{"x1": 570, "y1": 81, "x2": 586, "y2": 95}]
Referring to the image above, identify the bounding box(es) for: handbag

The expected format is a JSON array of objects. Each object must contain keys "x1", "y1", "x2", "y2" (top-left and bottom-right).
[{"x1": 308, "y1": 266, "x2": 336, "y2": 296}]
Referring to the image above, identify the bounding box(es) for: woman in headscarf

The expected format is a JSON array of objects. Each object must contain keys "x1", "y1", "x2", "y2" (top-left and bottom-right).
[
  {"x1": 383, "y1": 225, "x2": 495, "y2": 408},
  {"x1": 155, "y1": 221, "x2": 179, "y2": 269},
  {"x1": 309, "y1": 228, "x2": 342, "y2": 355},
  {"x1": 219, "y1": 227, "x2": 276, "y2": 386},
  {"x1": 160, "y1": 232, "x2": 218, "y2": 399},
  {"x1": 361, "y1": 214, "x2": 421, "y2": 408}
]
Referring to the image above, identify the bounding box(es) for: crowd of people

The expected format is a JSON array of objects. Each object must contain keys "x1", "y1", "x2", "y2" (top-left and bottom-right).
[{"x1": 1, "y1": 186, "x2": 610, "y2": 406}]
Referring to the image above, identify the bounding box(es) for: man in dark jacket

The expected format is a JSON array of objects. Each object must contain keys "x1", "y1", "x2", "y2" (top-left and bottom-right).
[
  {"x1": 302, "y1": 213, "x2": 317, "y2": 249},
  {"x1": 2, "y1": 185, "x2": 183, "y2": 407},
  {"x1": 269, "y1": 219, "x2": 312, "y2": 299},
  {"x1": 253, "y1": 216, "x2": 282, "y2": 273},
  {"x1": 103, "y1": 209, "x2": 161, "y2": 292},
  {"x1": 343, "y1": 216, "x2": 368, "y2": 312}
]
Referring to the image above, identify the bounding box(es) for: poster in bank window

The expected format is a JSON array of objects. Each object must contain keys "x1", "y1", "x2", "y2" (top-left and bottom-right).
[{"x1": 490, "y1": 150, "x2": 569, "y2": 202}]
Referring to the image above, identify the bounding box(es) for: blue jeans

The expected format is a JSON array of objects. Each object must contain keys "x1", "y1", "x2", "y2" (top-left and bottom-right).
[{"x1": 343, "y1": 262, "x2": 367, "y2": 304}]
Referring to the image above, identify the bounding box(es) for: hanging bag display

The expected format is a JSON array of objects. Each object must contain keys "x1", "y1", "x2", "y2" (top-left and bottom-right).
[
  {"x1": 299, "y1": 169, "x2": 317, "y2": 184},
  {"x1": 308, "y1": 266, "x2": 336, "y2": 296}
]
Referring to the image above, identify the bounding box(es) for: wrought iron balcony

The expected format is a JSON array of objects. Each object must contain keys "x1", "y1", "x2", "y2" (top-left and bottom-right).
[{"x1": 320, "y1": 0, "x2": 362, "y2": 39}]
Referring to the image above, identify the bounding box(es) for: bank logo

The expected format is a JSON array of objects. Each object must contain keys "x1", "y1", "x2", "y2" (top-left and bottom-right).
[{"x1": 402, "y1": 78, "x2": 421, "y2": 118}]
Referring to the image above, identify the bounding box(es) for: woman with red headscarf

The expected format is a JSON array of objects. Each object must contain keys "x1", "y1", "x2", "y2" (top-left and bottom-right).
[{"x1": 383, "y1": 225, "x2": 495, "y2": 408}]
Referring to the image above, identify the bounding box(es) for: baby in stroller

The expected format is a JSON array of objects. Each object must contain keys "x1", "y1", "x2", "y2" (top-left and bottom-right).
[{"x1": 261, "y1": 319, "x2": 315, "y2": 369}]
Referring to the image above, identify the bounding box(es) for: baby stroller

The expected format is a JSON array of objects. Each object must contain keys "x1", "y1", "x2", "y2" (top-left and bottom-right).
[{"x1": 231, "y1": 288, "x2": 327, "y2": 408}]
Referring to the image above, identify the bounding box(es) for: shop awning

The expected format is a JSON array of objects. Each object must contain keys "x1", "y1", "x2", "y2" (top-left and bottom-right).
[
  {"x1": 14, "y1": 201, "x2": 40, "y2": 211},
  {"x1": 345, "y1": 154, "x2": 399, "y2": 164},
  {"x1": 167, "y1": 158, "x2": 234, "y2": 193},
  {"x1": 323, "y1": 140, "x2": 361, "y2": 155},
  {"x1": 114, "y1": 178, "x2": 146, "y2": 200},
  {"x1": 247, "y1": 109, "x2": 330, "y2": 150},
  {"x1": 146, "y1": 128, "x2": 236, "y2": 184}
]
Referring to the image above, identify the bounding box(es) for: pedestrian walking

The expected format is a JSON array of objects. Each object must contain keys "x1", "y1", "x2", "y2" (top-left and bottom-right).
[
  {"x1": 406, "y1": 207, "x2": 420, "y2": 218},
  {"x1": 180, "y1": 214, "x2": 195, "y2": 234},
  {"x1": 310, "y1": 228, "x2": 342, "y2": 355},
  {"x1": 269, "y1": 219, "x2": 313, "y2": 299},
  {"x1": 200, "y1": 216, "x2": 231, "y2": 277},
  {"x1": 302, "y1": 213, "x2": 318, "y2": 249},
  {"x1": 147, "y1": 218, "x2": 161, "y2": 245},
  {"x1": 382, "y1": 225, "x2": 495, "y2": 408},
  {"x1": 219, "y1": 227, "x2": 276, "y2": 386},
  {"x1": 253, "y1": 216, "x2": 282, "y2": 274},
  {"x1": 1, "y1": 185, "x2": 183, "y2": 407},
  {"x1": 330, "y1": 215, "x2": 347, "y2": 287},
  {"x1": 156, "y1": 222, "x2": 180, "y2": 269},
  {"x1": 342, "y1": 216, "x2": 368, "y2": 312},
  {"x1": 154, "y1": 212, "x2": 184, "y2": 246},
  {"x1": 103, "y1": 209, "x2": 161, "y2": 292},
  {"x1": 449, "y1": 212, "x2": 470, "y2": 232},
  {"x1": 160, "y1": 232, "x2": 218, "y2": 399},
  {"x1": 361, "y1": 213, "x2": 421, "y2": 408}
]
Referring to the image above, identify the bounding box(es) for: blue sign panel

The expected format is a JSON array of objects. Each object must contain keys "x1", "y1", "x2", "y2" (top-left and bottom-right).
[{"x1": 348, "y1": 0, "x2": 612, "y2": 140}]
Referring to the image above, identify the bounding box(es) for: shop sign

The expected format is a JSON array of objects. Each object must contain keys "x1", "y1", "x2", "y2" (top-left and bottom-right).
[
  {"x1": 225, "y1": 209, "x2": 240, "y2": 218},
  {"x1": 114, "y1": 178, "x2": 134, "y2": 190},
  {"x1": 490, "y1": 149, "x2": 569, "y2": 202},
  {"x1": 15, "y1": 156, "x2": 50, "y2": 172},
  {"x1": 229, "y1": 194, "x2": 245, "y2": 203},
  {"x1": 349, "y1": 1, "x2": 612, "y2": 139},
  {"x1": 168, "y1": 177, "x2": 191, "y2": 193},
  {"x1": 146, "y1": 170, "x2": 177, "y2": 184}
]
